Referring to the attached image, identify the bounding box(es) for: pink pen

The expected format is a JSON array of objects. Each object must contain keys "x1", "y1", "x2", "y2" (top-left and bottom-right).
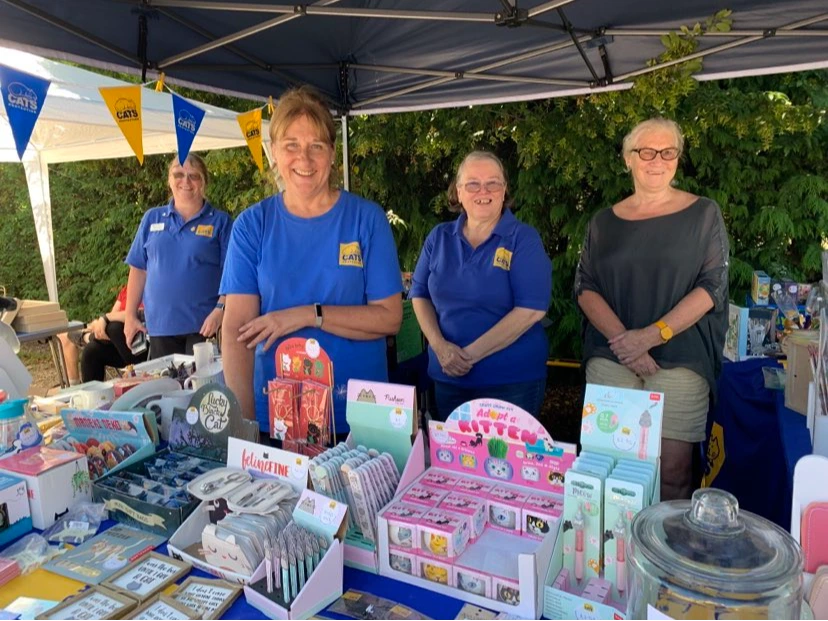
[
  {"x1": 573, "y1": 507, "x2": 585, "y2": 584},
  {"x1": 613, "y1": 515, "x2": 626, "y2": 596},
  {"x1": 638, "y1": 410, "x2": 652, "y2": 460}
]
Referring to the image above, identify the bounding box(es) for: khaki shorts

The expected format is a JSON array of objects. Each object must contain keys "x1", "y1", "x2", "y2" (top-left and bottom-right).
[{"x1": 585, "y1": 357, "x2": 709, "y2": 443}]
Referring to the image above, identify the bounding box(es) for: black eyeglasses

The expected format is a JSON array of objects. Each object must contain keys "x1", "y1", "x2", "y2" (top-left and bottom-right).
[
  {"x1": 461, "y1": 180, "x2": 506, "y2": 193},
  {"x1": 631, "y1": 147, "x2": 680, "y2": 161}
]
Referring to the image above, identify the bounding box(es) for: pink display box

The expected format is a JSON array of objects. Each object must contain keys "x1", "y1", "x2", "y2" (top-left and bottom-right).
[
  {"x1": 487, "y1": 485, "x2": 529, "y2": 535},
  {"x1": 522, "y1": 493, "x2": 563, "y2": 540},
  {"x1": 401, "y1": 484, "x2": 446, "y2": 508},
  {"x1": 417, "y1": 556, "x2": 453, "y2": 587},
  {"x1": 439, "y1": 492, "x2": 486, "y2": 541},
  {"x1": 454, "y1": 477, "x2": 495, "y2": 496},
  {"x1": 493, "y1": 576, "x2": 521, "y2": 607},
  {"x1": 419, "y1": 470, "x2": 460, "y2": 491},
  {"x1": 453, "y1": 565, "x2": 492, "y2": 599},
  {"x1": 388, "y1": 549, "x2": 418, "y2": 576},
  {"x1": 380, "y1": 502, "x2": 426, "y2": 551},
  {"x1": 418, "y1": 508, "x2": 470, "y2": 559},
  {"x1": 552, "y1": 567, "x2": 570, "y2": 592}
]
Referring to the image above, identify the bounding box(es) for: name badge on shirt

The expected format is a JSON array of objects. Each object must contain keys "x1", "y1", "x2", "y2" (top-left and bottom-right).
[
  {"x1": 195, "y1": 224, "x2": 214, "y2": 237},
  {"x1": 339, "y1": 241, "x2": 364, "y2": 267},
  {"x1": 150, "y1": 223, "x2": 165, "y2": 232},
  {"x1": 493, "y1": 247, "x2": 512, "y2": 271}
]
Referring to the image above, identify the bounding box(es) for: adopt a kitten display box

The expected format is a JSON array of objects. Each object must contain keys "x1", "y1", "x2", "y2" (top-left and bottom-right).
[{"x1": 379, "y1": 398, "x2": 576, "y2": 618}]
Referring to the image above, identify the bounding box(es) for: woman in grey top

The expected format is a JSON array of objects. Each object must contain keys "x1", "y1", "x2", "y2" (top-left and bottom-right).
[{"x1": 575, "y1": 118, "x2": 729, "y2": 501}]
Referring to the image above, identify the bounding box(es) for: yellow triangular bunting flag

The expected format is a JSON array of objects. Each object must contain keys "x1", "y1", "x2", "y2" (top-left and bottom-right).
[
  {"x1": 237, "y1": 108, "x2": 264, "y2": 173},
  {"x1": 99, "y1": 85, "x2": 144, "y2": 165}
]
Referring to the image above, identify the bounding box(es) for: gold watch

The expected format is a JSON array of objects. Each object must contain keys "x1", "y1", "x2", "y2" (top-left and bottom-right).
[{"x1": 655, "y1": 320, "x2": 673, "y2": 343}]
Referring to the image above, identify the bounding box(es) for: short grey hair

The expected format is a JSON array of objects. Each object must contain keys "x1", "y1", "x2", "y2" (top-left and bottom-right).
[
  {"x1": 622, "y1": 118, "x2": 684, "y2": 158},
  {"x1": 447, "y1": 150, "x2": 513, "y2": 213}
]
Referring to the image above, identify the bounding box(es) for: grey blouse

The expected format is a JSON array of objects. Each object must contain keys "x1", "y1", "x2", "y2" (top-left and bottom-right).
[{"x1": 574, "y1": 197, "x2": 730, "y2": 397}]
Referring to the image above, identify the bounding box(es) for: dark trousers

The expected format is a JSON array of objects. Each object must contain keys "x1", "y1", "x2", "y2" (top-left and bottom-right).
[
  {"x1": 80, "y1": 321, "x2": 148, "y2": 382},
  {"x1": 432, "y1": 378, "x2": 547, "y2": 422},
  {"x1": 149, "y1": 333, "x2": 206, "y2": 359}
]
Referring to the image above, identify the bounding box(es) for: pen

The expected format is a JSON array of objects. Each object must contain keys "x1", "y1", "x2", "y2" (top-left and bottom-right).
[
  {"x1": 574, "y1": 506, "x2": 585, "y2": 584},
  {"x1": 614, "y1": 515, "x2": 627, "y2": 596}
]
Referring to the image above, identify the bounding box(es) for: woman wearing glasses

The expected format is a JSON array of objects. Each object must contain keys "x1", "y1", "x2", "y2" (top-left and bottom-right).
[
  {"x1": 124, "y1": 153, "x2": 232, "y2": 358},
  {"x1": 410, "y1": 151, "x2": 552, "y2": 421},
  {"x1": 575, "y1": 118, "x2": 729, "y2": 501}
]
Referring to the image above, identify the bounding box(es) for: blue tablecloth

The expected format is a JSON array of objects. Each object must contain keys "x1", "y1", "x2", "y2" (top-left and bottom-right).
[
  {"x1": 705, "y1": 358, "x2": 812, "y2": 530},
  {"x1": 0, "y1": 519, "x2": 468, "y2": 620}
]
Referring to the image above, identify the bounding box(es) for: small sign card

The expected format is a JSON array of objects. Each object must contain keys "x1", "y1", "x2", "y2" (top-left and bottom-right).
[
  {"x1": 35, "y1": 586, "x2": 136, "y2": 620},
  {"x1": 170, "y1": 577, "x2": 241, "y2": 620},
  {"x1": 130, "y1": 595, "x2": 200, "y2": 620},
  {"x1": 102, "y1": 551, "x2": 190, "y2": 601}
]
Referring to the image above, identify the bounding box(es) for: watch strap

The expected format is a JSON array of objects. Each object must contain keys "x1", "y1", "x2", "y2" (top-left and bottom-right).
[{"x1": 314, "y1": 303, "x2": 323, "y2": 328}]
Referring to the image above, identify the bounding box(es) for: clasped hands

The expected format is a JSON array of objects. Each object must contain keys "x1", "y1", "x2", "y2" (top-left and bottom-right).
[
  {"x1": 608, "y1": 327, "x2": 662, "y2": 377},
  {"x1": 434, "y1": 340, "x2": 475, "y2": 377}
]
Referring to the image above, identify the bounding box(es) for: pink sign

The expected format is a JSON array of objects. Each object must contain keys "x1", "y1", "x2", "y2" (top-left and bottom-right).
[{"x1": 428, "y1": 399, "x2": 576, "y2": 494}]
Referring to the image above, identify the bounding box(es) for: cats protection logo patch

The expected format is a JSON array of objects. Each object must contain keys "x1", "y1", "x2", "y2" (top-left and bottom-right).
[
  {"x1": 339, "y1": 242, "x2": 363, "y2": 267},
  {"x1": 493, "y1": 247, "x2": 512, "y2": 271}
]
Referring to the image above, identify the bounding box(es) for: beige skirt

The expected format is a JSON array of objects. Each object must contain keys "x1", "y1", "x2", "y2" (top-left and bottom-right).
[{"x1": 585, "y1": 357, "x2": 709, "y2": 443}]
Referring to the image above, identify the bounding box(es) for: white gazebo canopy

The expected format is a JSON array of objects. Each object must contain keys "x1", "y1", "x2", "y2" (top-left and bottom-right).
[{"x1": 0, "y1": 46, "x2": 257, "y2": 303}]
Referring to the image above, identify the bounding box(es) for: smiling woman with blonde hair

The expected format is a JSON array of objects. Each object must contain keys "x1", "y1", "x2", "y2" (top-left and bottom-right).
[
  {"x1": 575, "y1": 118, "x2": 729, "y2": 501},
  {"x1": 410, "y1": 150, "x2": 552, "y2": 421},
  {"x1": 220, "y1": 85, "x2": 402, "y2": 436}
]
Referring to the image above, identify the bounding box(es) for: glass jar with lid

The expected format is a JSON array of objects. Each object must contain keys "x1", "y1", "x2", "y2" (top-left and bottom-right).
[{"x1": 627, "y1": 488, "x2": 803, "y2": 619}]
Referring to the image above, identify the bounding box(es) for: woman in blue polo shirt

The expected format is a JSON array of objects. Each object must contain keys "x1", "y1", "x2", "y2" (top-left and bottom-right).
[
  {"x1": 410, "y1": 151, "x2": 552, "y2": 420},
  {"x1": 220, "y1": 86, "x2": 403, "y2": 435},
  {"x1": 124, "y1": 153, "x2": 231, "y2": 358}
]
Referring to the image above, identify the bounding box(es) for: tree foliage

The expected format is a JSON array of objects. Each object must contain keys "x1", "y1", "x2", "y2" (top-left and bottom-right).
[{"x1": 0, "y1": 16, "x2": 825, "y2": 359}]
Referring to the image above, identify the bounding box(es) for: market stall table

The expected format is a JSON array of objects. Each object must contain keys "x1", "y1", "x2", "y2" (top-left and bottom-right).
[
  {"x1": 16, "y1": 321, "x2": 83, "y2": 389},
  {"x1": 0, "y1": 519, "x2": 471, "y2": 620}
]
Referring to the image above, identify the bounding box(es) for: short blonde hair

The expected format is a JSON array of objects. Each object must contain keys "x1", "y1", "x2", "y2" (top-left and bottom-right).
[
  {"x1": 168, "y1": 152, "x2": 209, "y2": 185},
  {"x1": 622, "y1": 118, "x2": 684, "y2": 158},
  {"x1": 447, "y1": 150, "x2": 513, "y2": 213},
  {"x1": 269, "y1": 85, "x2": 336, "y2": 147}
]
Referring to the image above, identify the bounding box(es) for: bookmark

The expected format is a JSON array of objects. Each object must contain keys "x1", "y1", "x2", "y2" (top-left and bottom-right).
[
  {"x1": 265, "y1": 542, "x2": 273, "y2": 594},
  {"x1": 281, "y1": 553, "x2": 290, "y2": 604}
]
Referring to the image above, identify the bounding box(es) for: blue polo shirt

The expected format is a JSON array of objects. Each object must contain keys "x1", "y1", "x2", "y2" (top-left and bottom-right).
[
  {"x1": 409, "y1": 209, "x2": 552, "y2": 387},
  {"x1": 220, "y1": 191, "x2": 403, "y2": 433},
  {"x1": 125, "y1": 200, "x2": 232, "y2": 336}
]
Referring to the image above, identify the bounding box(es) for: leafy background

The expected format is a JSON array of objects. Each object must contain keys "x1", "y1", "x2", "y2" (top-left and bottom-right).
[{"x1": 1, "y1": 13, "x2": 826, "y2": 359}]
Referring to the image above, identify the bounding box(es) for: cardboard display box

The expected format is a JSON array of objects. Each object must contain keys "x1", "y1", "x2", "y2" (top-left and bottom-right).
[
  {"x1": 92, "y1": 385, "x2": 258, "y2": 537},
  {"x1": 0, "y1": 472, "x2": 32, "y2": 546},
  {"x1": 168, "y1": 438, "x2": 310, "y2": 584},
  {"x1": 378, "y1": 398, "x2": 576, "y2": 618},
  {"x1": 0, "y1": 446, "x2": 91, "y2": 529}
]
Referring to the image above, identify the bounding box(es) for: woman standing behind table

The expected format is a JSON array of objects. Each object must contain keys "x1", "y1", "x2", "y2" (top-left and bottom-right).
[
  {"x1": 220, "y1": 85, "x2": 402, "y2": 435},
  {"x1": 124, "y1": 153, "x2": 231, "y2": 358},
  {"x1": 410, "y1": 151, "x2": 552, "y2": 421},
  {"x1": 575, "y1": 118, "x2": 729, "y2": 501}
]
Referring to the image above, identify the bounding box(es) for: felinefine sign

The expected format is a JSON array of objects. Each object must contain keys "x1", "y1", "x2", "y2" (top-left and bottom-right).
[{"x1": 228, "y1": 437, "x2": 310, "y2": 492}]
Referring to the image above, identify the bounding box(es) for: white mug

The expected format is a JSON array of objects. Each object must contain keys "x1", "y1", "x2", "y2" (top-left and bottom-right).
[
  {"x1": 192, "y1": 341, "x2": 215, "y2": 372},
  {"x1": 69, "y1": 386, "x2": 115, "y2": 410},
  {"x1": 184, "y1": 360, "x2": 224, "y2": 391},
  {"x1": 146, "y1": 390, "x2": 194, "y2": 441}
]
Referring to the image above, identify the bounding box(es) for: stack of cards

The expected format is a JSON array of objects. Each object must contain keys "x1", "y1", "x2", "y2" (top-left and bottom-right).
[{"x1": 0, "y1": 557, "x2": 20, "y2": 588}]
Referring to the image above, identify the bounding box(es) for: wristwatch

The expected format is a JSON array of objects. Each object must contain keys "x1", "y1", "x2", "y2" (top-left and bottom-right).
[
  {"x1": 655, "y1": 320, "x2": 673, "y2": 343},
  {"x1": 101, "y1": 314, "x2": 110, "y2": 327},
  {"x1": 314, "y1": 303, "x2": 324, "y2": 328},
  {"x1": 215, "y1": 302, "x2": 225, "y2": 311}
]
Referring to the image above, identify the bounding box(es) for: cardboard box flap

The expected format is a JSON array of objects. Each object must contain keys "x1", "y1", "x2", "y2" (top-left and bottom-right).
[
  {"x1": 346, "y1": 379, "x2": 417, "y2": 473},
  {"x1": 169, "y1": 385, "x2": 259, "y2": 461},
  {"x1": 227, "y1": 437, "x2": 310, "y2": 493},
  {"x1": 59, "y1": 409, "x2": 156, "y2": 479},
  {"x1": 292, "y1": 488, "x2": 348, "y2": 544},
  {"x1": 0, "y1": 446, "x2": 83, "y2": 475}
]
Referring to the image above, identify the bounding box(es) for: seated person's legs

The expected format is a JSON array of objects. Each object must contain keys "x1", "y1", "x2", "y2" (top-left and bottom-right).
[
  {"x1": 58, "y1": 332, "x2": 80, "y2": 385},
  {"x1": 80, "y1": 338, "x2": 123, "y2": 382}
]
